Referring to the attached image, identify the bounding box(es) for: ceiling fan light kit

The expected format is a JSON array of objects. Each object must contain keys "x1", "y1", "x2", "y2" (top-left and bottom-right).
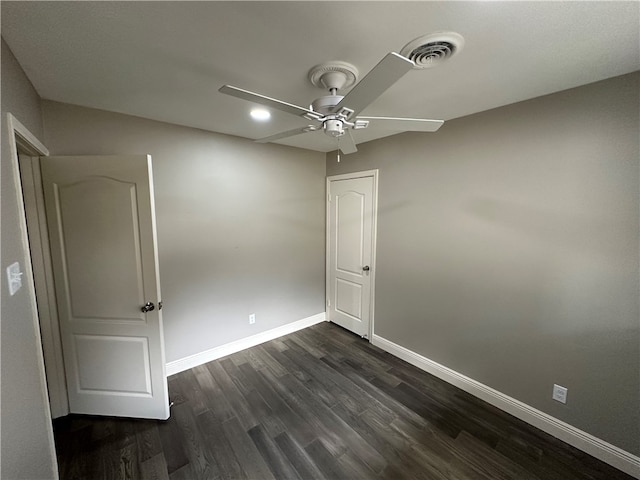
[{"x1": 219, "y1": 33, "x2": 460, "y2": 155}]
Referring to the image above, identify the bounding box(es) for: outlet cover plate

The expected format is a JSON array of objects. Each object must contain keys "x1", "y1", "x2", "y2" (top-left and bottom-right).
[{"x1": 552, "y1": 384, "x2": 568, "y2": 404}]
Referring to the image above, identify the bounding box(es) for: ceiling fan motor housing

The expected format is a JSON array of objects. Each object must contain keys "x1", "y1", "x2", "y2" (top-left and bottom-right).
[{"x1": 311, "y1": 95, "x2": 344, "y2": 115}]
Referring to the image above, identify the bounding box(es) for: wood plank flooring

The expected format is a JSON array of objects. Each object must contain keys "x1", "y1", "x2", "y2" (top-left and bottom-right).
[{"x1": 53, "y1": 322, "x2": 634, "y2": 480}]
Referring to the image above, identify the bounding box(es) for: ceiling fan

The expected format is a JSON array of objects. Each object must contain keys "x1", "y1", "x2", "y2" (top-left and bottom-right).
[{"x1": 219, "y1": 52, "x2": 444, "y2": 155}]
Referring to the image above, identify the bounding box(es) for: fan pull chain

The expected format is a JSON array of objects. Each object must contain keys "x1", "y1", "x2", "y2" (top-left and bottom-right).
[{"x1": 337, "y1": 137, "x2": 341, "y2": 163}]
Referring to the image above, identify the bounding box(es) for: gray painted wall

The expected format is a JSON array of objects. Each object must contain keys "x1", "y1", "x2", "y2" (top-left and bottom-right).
[
  {"x1": 41, "y1": 101, "x2": 326, "y2": 363},
  {"x1": 327, "y1": 72, "x2": 640, "y2": 455},
  {"x1": 1, "y1": 39, "x2": 58, "y2": 479}
]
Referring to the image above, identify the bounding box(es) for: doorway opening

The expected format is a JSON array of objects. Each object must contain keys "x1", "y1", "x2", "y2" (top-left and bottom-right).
[
  {"x1": 9, "y1": 114, "x2": 69, "y2": 418},
  {"x1": 7, "y1": 112, "x2": 60, "y2": 470}
]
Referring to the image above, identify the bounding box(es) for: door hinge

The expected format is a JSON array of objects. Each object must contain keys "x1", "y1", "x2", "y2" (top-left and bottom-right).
[
  {"x1": 327, "y1": 193, "x2": 331, "y2": 202},
  {"x1": 326, "y1": 298, "x2": 330, "y2": 308}
]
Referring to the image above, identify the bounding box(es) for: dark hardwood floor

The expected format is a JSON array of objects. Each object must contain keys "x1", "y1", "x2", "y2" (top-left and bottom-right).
[{"x1": 54, "y1": 322, "x2": 634, "y2": 480}]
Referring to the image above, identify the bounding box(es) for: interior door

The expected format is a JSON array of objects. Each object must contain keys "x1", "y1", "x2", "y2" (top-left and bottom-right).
[
  {"x1": 327, "y1": 173, "x2": 376, "y2": 337},
  {"x1": 40, "y1": 155, "x2": 169, "y2": 420}
]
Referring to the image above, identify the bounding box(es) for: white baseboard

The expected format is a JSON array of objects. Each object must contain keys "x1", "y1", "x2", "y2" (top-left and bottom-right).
[
  {"x1": 372, "y1": 334, "x2": 640, "y2": 479},
  {"x1": 166, "y1": 313, "x2": 326, "y2": 377}
]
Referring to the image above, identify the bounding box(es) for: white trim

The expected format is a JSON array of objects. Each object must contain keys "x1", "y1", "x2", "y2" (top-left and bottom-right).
[
  {"x1": 369, "y1": 172, "x2": 378, "y2": 340},
  {"x1": 166, "y1": 313, "x2": 326, "y2": 376},
  {"x1": 326, "y1": 169, "x2": 379, "y2": 182},
  {"x1": 326, "y1": 170, "x2": 379, "y2": 340},
  {"x1": 9, "y1": 114, "x2": 49, "y2": 156},
  {"x1": 7, "y1": 113, "x2": 59, "y2": 478},
  {"x1": 11, "y1": 113, "x2": 68, "y2": 418},
  {"x1": 18, "y1": 155, "x2": 69, "y2": 419},
  {"x1": 372, "y1": 334, "x2": 640, "y2": 479}
]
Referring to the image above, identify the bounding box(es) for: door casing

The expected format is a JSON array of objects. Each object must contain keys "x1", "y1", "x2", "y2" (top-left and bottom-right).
[
  {"x1": 18, "y1": 153, "x2": 69, "y2": 418},
  {"x1": 7, "y1": 113, "x2": 60, "y2": 470},
  {"x1": 11, "y1": 114, "x2": 68, "y2": 418},
  {"x1": 326, "y1": 169, "x2": 379, "y2": 340}
]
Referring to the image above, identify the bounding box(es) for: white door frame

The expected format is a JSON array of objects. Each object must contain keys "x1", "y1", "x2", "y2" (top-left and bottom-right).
[
  {"x1": 326, "y1": 169, "x2": 379, "y2": 340},
  {"x1": 7, "y1": 113, "x2": 59, "y2": 470},
  {"x1": 9, "y1": 114, "x2": 69, "y2": 419},
  {"x1": 18, "y1": 154, "x2": 69, "y2": 418}
]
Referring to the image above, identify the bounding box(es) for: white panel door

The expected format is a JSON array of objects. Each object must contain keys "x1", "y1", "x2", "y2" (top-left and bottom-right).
[
  {"x1": 328, "y1": 174, "x2": 376, "y2": 337},
  {"x1": 40, "y1": 155, "x2": 169, "y2": 420}
]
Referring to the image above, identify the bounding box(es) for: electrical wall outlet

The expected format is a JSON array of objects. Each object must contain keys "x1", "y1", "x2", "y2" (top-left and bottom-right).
[
  {"x1": 249, "y1": 313, "x2": 256, "y2": 325},
  {"x1": 552, "y1": 384, "x2": 568, "y2": 404}
]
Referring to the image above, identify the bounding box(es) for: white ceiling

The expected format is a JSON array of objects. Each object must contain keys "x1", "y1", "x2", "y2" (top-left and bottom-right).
[{"x1": 2, "y1": 1, "x2": 639, "y2": 153}]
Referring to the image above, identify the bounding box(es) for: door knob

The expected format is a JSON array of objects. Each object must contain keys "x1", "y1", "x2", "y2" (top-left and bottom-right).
[
  {"x1": 362, "y1": 266, "x2": 370, "y2": 271},
  {"x1": 141, "y1": 302, "x2": 155, "y2": 313}
]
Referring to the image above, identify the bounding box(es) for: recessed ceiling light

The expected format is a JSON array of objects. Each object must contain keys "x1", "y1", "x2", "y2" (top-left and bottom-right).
[{"x1": 250, "y1": 108, "x2": 271, "y2": 121}]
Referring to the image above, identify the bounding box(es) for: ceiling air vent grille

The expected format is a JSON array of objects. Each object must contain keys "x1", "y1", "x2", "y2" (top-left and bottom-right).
[{"x1": 400, "y1": 32, "x2": 464, "y2": 69}]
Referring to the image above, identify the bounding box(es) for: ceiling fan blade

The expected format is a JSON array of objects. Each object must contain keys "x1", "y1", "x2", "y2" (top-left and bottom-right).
[
  {"x1": 333, "y1": 52, "x2": 414, "y2": 118},
  {"x1": 338, "y1": 129, "x2": 358, "y2": 154},
  {"x1": 358, "y1": 116, "x2": 444, "y2": 132},
  {"x1": 219, "y1": 85, "x2": 322, "y2": 120},
  {"x1": 254, "y1": 125, "x2": 319, "y2": 144}
]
